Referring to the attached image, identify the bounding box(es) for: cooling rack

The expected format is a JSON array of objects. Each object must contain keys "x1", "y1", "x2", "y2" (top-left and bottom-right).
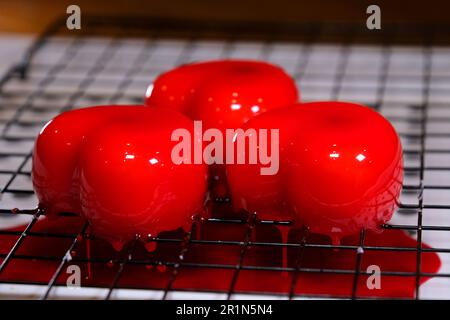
[{"x1": 0, "y1": 17, "x2": 450, "y2": 300}]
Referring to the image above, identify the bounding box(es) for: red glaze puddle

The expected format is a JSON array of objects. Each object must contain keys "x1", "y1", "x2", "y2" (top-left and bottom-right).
[{"x1": 0, "y1": 211, "x2": 441, "y2": 299}]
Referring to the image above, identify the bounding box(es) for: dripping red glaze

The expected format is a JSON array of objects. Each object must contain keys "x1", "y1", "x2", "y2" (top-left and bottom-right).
[
  {"x1": 0, "y1": 214, "x2": 440, "y2": 299},
  {"x1": 227, "y1": 102, "x2": 403, "y2": 243},
  {"x1": 32, "y1": 106, "x2": 208, "y2": 250}
]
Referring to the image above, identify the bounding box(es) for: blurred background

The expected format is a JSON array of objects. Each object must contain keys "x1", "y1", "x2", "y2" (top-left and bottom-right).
[
  {"x1": 1, "y1": 0, "x2": 450, "y2": 300},
  {"x1": 1, "y1": 0, "x2": 450, "y2": 34}
]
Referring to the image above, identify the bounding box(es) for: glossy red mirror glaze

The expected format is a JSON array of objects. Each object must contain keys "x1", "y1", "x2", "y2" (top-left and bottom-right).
[
  {"x1": 32, "y1": 106, "x2": 134, "y2": 218},
  {"x1": 145, "y1": 60, "x2": 299, "y2": 197},
  {"x1": 145, "y1": 60, "x2": 299, "y2": 130},
  {"x1": 226, "y1": 102, "x2": 403, "y2": 243},
  {"x1": 32, "y1": 106, "x2": 208, "y2": 251}
]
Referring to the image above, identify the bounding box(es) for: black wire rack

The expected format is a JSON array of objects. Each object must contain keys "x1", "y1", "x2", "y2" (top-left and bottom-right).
[{"x1": 0, "y1": 17, "x2": 450, "y2": 300}]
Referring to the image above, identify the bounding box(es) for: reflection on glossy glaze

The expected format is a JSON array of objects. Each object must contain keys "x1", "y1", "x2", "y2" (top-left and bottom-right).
[
  {"x1": 145, "y1": 60, "x2": 299, "y2": 131},
  {"x1": 227, "y1": 102, "x2": 403, "y2": 243},
  {"x1": 145, "y1": 60, "x2": 299, "y2": 198},
  {"x1": 32, "y1": 106, "x2": 208, "y2": 250}
]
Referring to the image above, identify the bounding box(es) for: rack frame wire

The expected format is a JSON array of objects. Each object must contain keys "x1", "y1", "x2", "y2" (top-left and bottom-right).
[{"x1": 0, "y1": 17, "x2": 449, "y2": 300}]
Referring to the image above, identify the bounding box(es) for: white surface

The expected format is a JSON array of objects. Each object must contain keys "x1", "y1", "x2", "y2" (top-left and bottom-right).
[
  {"x1": 0, "y1": 35, "x2": 449, "y2": 299},
  {"x1": 0, "y1": 33, "x2": 33, "y2": 78}
]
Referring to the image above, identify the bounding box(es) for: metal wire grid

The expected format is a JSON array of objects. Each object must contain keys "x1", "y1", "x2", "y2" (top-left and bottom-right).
[{"x1": 0, "y1": 19, "x2": 449, "y2": 300}]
